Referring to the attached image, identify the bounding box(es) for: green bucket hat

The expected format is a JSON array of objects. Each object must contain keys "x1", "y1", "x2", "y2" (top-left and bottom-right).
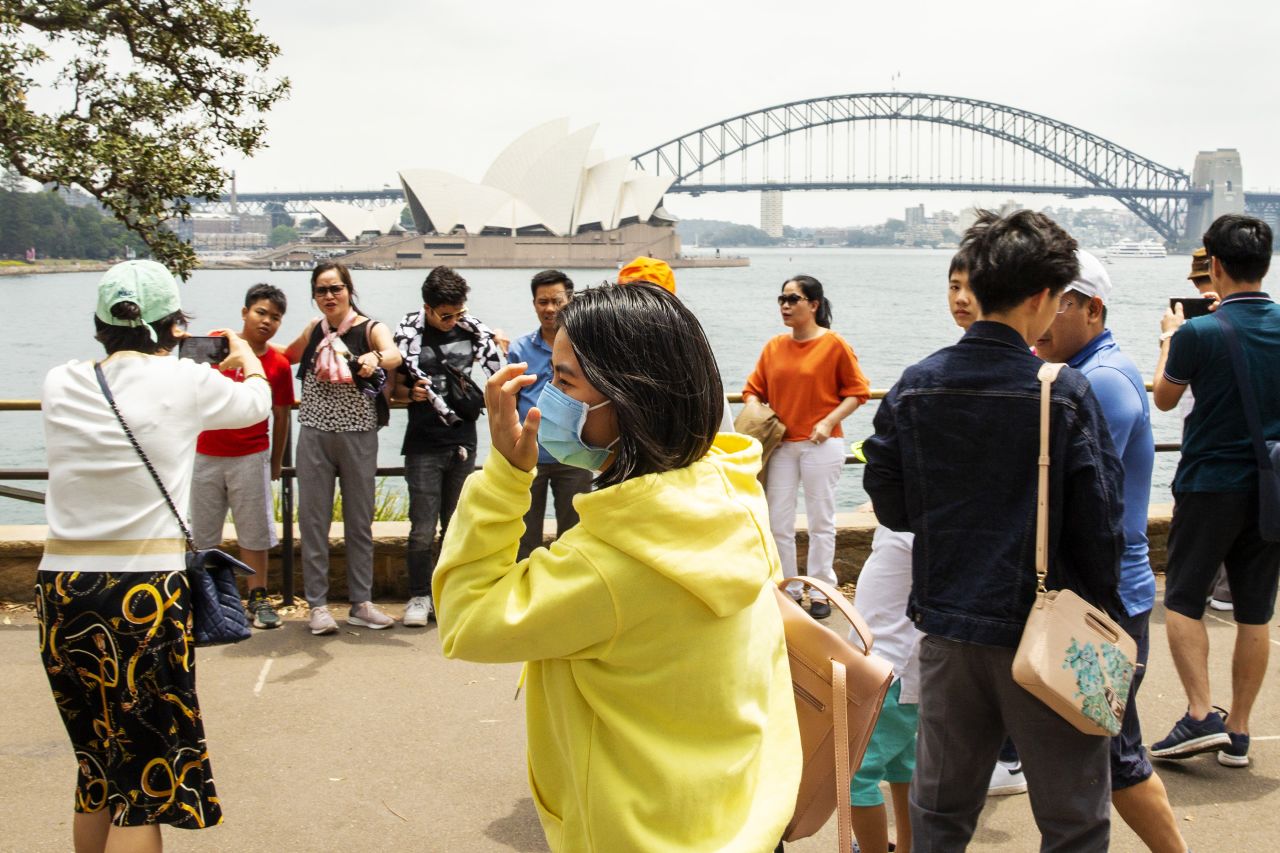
[{"x1": 95, "y1": 260, "x2": 182, "y2": 341}]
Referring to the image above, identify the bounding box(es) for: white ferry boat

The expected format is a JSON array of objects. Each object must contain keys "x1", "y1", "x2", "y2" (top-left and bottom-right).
[{"x1": 1105, "y1": 239, "x2": 1167, "y2": 259}]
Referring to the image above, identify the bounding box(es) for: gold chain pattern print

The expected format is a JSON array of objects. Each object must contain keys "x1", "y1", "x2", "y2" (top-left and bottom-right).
[{"x1": 36, "y1": 570, "x2": 223, "y2": 829}]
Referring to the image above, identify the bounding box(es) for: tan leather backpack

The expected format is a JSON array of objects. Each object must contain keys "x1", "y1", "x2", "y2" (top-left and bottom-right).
[{"x1": 776, "y1": 576, "x2": 894, "y2": 852}]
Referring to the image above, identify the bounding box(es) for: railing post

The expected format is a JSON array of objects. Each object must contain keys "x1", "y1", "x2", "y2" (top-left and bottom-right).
[{"x1": 280, "y1": 428, "x2": 295, "y2": 608}]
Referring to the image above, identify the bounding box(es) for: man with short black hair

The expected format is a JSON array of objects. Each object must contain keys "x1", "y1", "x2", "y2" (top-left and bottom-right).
[
  {"x1": 865, "y1": 210, "x2": 1125, "y2": 851},
  {"x1": 1151, "y1": 214, "x2": 1280, "y2": 770},
  {"x1": 393, "y1": 266, "x2": 504, "y2": 625},
  {"x1": 508, "y1": 270, "x2": 593, "y2": 559}
]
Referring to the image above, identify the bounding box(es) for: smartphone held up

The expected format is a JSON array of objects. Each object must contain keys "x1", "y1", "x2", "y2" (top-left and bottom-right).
[
  {"x1": 1169, "y1": 297, "x2": 1215, "y2": 319},
  {"x1": 178, "y1": 335, "x2": 230, "y2": 365}
]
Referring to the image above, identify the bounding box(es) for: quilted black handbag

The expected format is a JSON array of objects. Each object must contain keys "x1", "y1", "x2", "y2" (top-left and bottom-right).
[{"x1": 94, "y1": 363, "x2": 256, "y2": 646}]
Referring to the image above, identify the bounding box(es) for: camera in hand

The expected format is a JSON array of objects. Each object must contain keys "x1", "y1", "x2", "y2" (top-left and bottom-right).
[
  {"x1": 1169, "y1": 297, "x2": 1214, "y2": 319},
  {"x1": 179, "y1": 336, "x2": 230, "y2": 365}
]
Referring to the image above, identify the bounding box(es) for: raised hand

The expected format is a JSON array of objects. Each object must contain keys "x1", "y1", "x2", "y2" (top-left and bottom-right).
[{"x1": 486, "y1": 362, "x2": 541, "y2": 472}]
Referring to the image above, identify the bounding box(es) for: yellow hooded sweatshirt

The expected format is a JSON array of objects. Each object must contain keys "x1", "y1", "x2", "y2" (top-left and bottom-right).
[{"x1": 434, "y1": 433, "x2": 801, "y2": 852}]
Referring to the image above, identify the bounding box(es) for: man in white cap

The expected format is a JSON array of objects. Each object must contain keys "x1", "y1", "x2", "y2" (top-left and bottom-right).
[{"x1": 1035, "y1": 251, "x2": 1187, "y2": 853}]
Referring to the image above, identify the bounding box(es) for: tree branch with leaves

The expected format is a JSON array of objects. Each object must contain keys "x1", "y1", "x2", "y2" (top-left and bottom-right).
[{"x1": 0, "y1": 1, "x2": 288, "y2": 277}]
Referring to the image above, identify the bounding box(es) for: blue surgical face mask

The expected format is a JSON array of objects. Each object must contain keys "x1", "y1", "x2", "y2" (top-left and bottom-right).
[{"x1": 536, "y1": 382, "x2": 618, "y2": 470}]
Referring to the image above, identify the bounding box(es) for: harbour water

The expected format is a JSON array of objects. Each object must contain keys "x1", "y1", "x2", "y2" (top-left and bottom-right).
[{"x1": 0, "y1": 247, "x2": 1194, "y2": 524}]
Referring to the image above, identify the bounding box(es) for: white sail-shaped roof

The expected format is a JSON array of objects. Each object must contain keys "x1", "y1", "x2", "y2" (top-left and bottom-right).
[
  {"x1": 399, "y1": 120, "x2": 672, "y2": 237},
  {"x1": 312, "y1": 200, "x2": 405, "y2": 242},
  {"x1": 574, "y1": 156, "x2": 629, "y2": 231}
]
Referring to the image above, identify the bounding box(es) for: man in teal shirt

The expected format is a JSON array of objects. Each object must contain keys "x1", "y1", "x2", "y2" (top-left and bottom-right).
[{"x1": 1152, "y1": 214, "x2": 1280, "y2": 771}]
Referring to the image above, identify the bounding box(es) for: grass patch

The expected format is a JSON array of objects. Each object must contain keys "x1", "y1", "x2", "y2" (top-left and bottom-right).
[{"x1": 271, "y1": 477, "x2": 409, "y2": 523}]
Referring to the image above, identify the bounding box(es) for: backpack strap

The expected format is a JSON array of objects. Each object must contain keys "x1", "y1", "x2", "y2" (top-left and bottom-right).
[
  {"x1": 1215, "y1": 311, "x2": 1273, "y2": 472},
  {"x1": 833, "y1": 661, "x2": 851, "y2": 853}
]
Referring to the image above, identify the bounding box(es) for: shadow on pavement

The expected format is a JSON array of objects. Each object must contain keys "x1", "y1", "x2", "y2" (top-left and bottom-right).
[{"x1": 485, "y1": 797, "x2": 550, "y2": 852}]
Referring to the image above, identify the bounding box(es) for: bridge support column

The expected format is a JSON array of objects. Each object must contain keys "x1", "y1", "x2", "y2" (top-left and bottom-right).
[{"x1": 1184, "y1": 149, "x2": 1244, "y2": 248}]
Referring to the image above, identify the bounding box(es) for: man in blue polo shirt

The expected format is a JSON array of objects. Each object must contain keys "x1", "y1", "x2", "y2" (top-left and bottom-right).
[
  {"x1": 1151, "y1": 214, "x2": 1280, "y2": 771},
  {"x1": 508, "y1": 270, "x2": 593, "y2": 559},
  {"x1": 1035, "y1": 250, "x2": 1186, "y2": 853}
]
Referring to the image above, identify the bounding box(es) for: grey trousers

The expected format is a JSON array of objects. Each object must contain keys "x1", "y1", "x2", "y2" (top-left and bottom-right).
[
  {"x1": 911, "y1": 635, "x2": 1111, "y2": 853},
  {"x1": 518, "y1": 462, "x2": 594, "y2": 560},
  {"x1": 297, "y1": 426, "x2": 378, "y2": 607}
]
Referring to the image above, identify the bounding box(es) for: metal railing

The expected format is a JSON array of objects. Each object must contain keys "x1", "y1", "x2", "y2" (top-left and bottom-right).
[{"x1": 0, "y1": 387, "x2": 1183, "y2": 607}]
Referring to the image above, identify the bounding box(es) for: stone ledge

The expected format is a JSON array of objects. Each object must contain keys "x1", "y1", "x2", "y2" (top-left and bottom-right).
[{"x1": 1, "y1": 505, "x2": 1172, "y2": 602}]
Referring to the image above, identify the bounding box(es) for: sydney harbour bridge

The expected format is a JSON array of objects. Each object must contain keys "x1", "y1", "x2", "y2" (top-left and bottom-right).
[{"x1": 202, "y1": 92, "x2": 1280, "y2": 248}]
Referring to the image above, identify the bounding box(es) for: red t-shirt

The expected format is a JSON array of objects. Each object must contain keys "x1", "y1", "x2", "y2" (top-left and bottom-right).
[{"x1": 196, "y1": 347, "x2": 296, "y2": 457}]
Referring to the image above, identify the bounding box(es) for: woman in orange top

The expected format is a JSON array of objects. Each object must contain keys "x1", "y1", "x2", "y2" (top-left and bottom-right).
[{"x1": 743, "y1": 275, "x2": 870, "y2": 620}]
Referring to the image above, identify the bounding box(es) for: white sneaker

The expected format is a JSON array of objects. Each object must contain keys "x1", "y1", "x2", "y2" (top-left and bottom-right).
[
  {"x1": 987, "y1": 760, "x2": 1028, "y2": 796},
  {"x1": 309, "y1": 605, "x2": 338, "y2": 636},
  {"x1": 1208, "y1": 597, "x2": 1234, "y2": 612},
  {"x1": 347, "y1": 601, "x2": 394, "y2": 630},
  {"x1": 403, "y1": 596, "x2": 433, "y2": 627}
]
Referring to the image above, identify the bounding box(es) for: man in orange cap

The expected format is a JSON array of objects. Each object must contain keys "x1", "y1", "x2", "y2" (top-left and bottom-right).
[{"x1": 617, "y1": 256, "x2": 676, "y2": 294}]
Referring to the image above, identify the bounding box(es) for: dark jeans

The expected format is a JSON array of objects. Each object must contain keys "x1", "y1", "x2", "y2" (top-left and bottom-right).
[
  {"x1": 405, "y1": 447, "x2": 474, "y2": 596},
  {"x1": 518, "y1": 461, "x2": 594, "y2": 560},
  {"x1": 911, "y1": 636, "x2": 1111, "y2": 853}
]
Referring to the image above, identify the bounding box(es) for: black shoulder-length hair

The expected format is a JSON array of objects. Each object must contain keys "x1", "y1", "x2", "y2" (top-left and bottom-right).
[
  {"x1": 558, "y1": 283, "x2": 724, "y2": 490},
  {"x1": 94, "y1": 303, "x2": 190, "y2": 355},
  {"x1": 784, "y1": 274, "x2": 833, "y2": 328}
]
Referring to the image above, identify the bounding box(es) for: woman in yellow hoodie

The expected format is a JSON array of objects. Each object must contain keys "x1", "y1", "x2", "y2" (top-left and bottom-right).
[{"x1": 434, "y1": 283, "x2": 801, "y2": 852}]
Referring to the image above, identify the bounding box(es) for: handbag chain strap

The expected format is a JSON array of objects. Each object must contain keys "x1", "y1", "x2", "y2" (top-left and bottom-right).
[
  {"x1": 93, "y1": 362, "x2": 197, "y2": 553},
  {"x1": 1035, "y1": 362, "x2": 1067, "y2": 592},
  {"x1": 1214, "y1": 310, "x2": 1273, "y2": 470}
]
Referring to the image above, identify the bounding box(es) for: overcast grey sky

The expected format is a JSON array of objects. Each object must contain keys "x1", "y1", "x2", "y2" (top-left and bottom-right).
[{"x1": 227, "y1": 0, "x2": 1280, "y2": 227}]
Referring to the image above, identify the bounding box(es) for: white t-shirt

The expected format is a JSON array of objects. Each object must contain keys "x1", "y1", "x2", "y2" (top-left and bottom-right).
[
  {"x1": 40, "y1": 352, "x2": 271, "y2": 573},
  {"x1": 853, "y1": 525, "x2": 923, "y2": 703}
]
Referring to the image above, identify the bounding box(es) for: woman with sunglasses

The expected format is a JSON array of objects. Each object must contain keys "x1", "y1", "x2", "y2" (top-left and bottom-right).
[
  {"x1": 743, "y1": 275, "x2": 870, "y2": 620},
  {"x1": 281, "y1": 261, "x2": 402, "y2": 635},
  {"x1": 433, "y1": 283, "x2": 801, "y2": 852}
]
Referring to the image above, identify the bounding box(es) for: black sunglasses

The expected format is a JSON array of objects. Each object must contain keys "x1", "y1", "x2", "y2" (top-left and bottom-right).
[
  {"x1": 777, "y1": 293, "x2": 810, "y2": 306},
  {"x1": 314, "y1": 284, "x2": 347, "y2": 297}
]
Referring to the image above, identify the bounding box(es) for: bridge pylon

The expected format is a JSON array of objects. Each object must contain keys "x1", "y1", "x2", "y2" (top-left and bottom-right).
[{"x1": 1184, "y1": 149, "x2": 1244, "y2": 249}]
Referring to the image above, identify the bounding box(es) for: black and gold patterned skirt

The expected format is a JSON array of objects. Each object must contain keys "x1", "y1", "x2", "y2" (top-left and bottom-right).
[{"x1": 35, "y1": 569, "x2": 223, "y2": 829}]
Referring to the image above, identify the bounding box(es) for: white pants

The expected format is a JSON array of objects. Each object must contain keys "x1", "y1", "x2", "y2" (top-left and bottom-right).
[{"x1": 766, "y1": 437, "x2": 845, "y2": 600}]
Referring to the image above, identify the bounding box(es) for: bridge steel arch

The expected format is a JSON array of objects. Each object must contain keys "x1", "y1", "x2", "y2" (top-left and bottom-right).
[{"x1": 632, "y1": 93, "x2": 1193, "y2": 243}]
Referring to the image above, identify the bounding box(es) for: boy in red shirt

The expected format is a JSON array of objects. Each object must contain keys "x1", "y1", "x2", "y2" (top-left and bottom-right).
[{"x1": 191, "y1": 283, "x2": 296, "y2": 628}]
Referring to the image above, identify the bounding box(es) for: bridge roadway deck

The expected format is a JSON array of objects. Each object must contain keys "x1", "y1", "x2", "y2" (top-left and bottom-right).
[{"x1": 2, "y1": 579, "x2": 1277, "y2": 851}]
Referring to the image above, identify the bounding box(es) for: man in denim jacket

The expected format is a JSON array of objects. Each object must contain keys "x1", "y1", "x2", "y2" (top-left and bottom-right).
[{"x1": 864, "y1": 210, "x2": 1125, "y2": 853}]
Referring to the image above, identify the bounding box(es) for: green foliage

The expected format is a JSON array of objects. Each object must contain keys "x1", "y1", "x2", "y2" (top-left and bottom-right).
[
  {"x1": 675, "y1": 218, "x2": 779, "y2": 247},
  {"x1": 0, "y1": 1, "x2": 289, "y2": 278},
  {"x1": 269, "y1": 223, "x2": 298, "y2": 247},
  {"x1": 272, "y1": 478, "x2": 409, "y2": 523},
  {"x1": 0, "y1": 187, "x2": 145, "y2": 258}
]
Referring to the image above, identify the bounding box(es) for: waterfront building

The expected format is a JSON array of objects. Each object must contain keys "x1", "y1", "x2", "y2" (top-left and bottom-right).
[{"x1": 761, "y1": 189, "x2": 784, "y2": 238}]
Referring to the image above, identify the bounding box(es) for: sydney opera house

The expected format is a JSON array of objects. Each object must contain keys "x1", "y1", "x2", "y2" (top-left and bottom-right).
[{"x1": 332, "y1": 120, "x2": 685, "y2": 269}]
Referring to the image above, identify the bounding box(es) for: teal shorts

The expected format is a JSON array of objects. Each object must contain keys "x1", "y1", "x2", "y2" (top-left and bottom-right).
[{"x1": 850, "y1": 680, "x2": 919, "y2": 806}]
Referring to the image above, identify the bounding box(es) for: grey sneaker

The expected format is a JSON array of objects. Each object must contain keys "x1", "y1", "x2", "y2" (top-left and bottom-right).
[
  {"x1": 403, "y1": 595, "x2": 433, "y2": 627},
  {"x1": 309, "y1": 605, "x2": 338, "y2": 636},
  {"x1": 347, "y1": 601, "x2": 394, "y2": 630},
  {"x1": 248, "y1": 589, "x2": 281, "y2": 630}
]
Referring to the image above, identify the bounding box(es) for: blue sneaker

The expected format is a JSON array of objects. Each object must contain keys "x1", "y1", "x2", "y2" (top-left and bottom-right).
[
  {"x1": 1218, "y1": 732, "x2": 1250, "y2": 767},
  {"x1": 1150, "y1": 709, "x2": 1230, "y2": 759}
]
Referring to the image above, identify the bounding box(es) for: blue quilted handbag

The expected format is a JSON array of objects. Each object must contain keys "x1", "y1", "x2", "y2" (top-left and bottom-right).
[{"x1": 95, "y1": 364, "x2": 256, "y2": 646}]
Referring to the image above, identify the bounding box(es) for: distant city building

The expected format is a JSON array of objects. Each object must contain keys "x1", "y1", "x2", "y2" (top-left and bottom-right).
[
  {"x1": 761, "y1": 189, "x2": 784, "y2": 238},
  {"x1": 173, "y1": 212, "x2": 272, "y2": 252},
  {"x1": 905, "y1": 204, "x2": 926, "y2": 227}
]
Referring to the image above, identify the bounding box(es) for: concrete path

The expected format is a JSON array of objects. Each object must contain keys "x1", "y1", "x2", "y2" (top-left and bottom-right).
[{"x1": 2, "y1": 590, "x2": 1277, "y2": 852}]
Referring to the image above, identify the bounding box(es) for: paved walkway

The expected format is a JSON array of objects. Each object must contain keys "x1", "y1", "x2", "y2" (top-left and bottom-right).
[{"x1": 2, "y1": 590, "x2": 1277, "y2": 851}]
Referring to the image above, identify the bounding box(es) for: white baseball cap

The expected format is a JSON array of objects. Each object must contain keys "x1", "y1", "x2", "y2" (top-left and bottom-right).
[{"x1": 1065, "y1": 250, "x2": 1112, "y2": 305}]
